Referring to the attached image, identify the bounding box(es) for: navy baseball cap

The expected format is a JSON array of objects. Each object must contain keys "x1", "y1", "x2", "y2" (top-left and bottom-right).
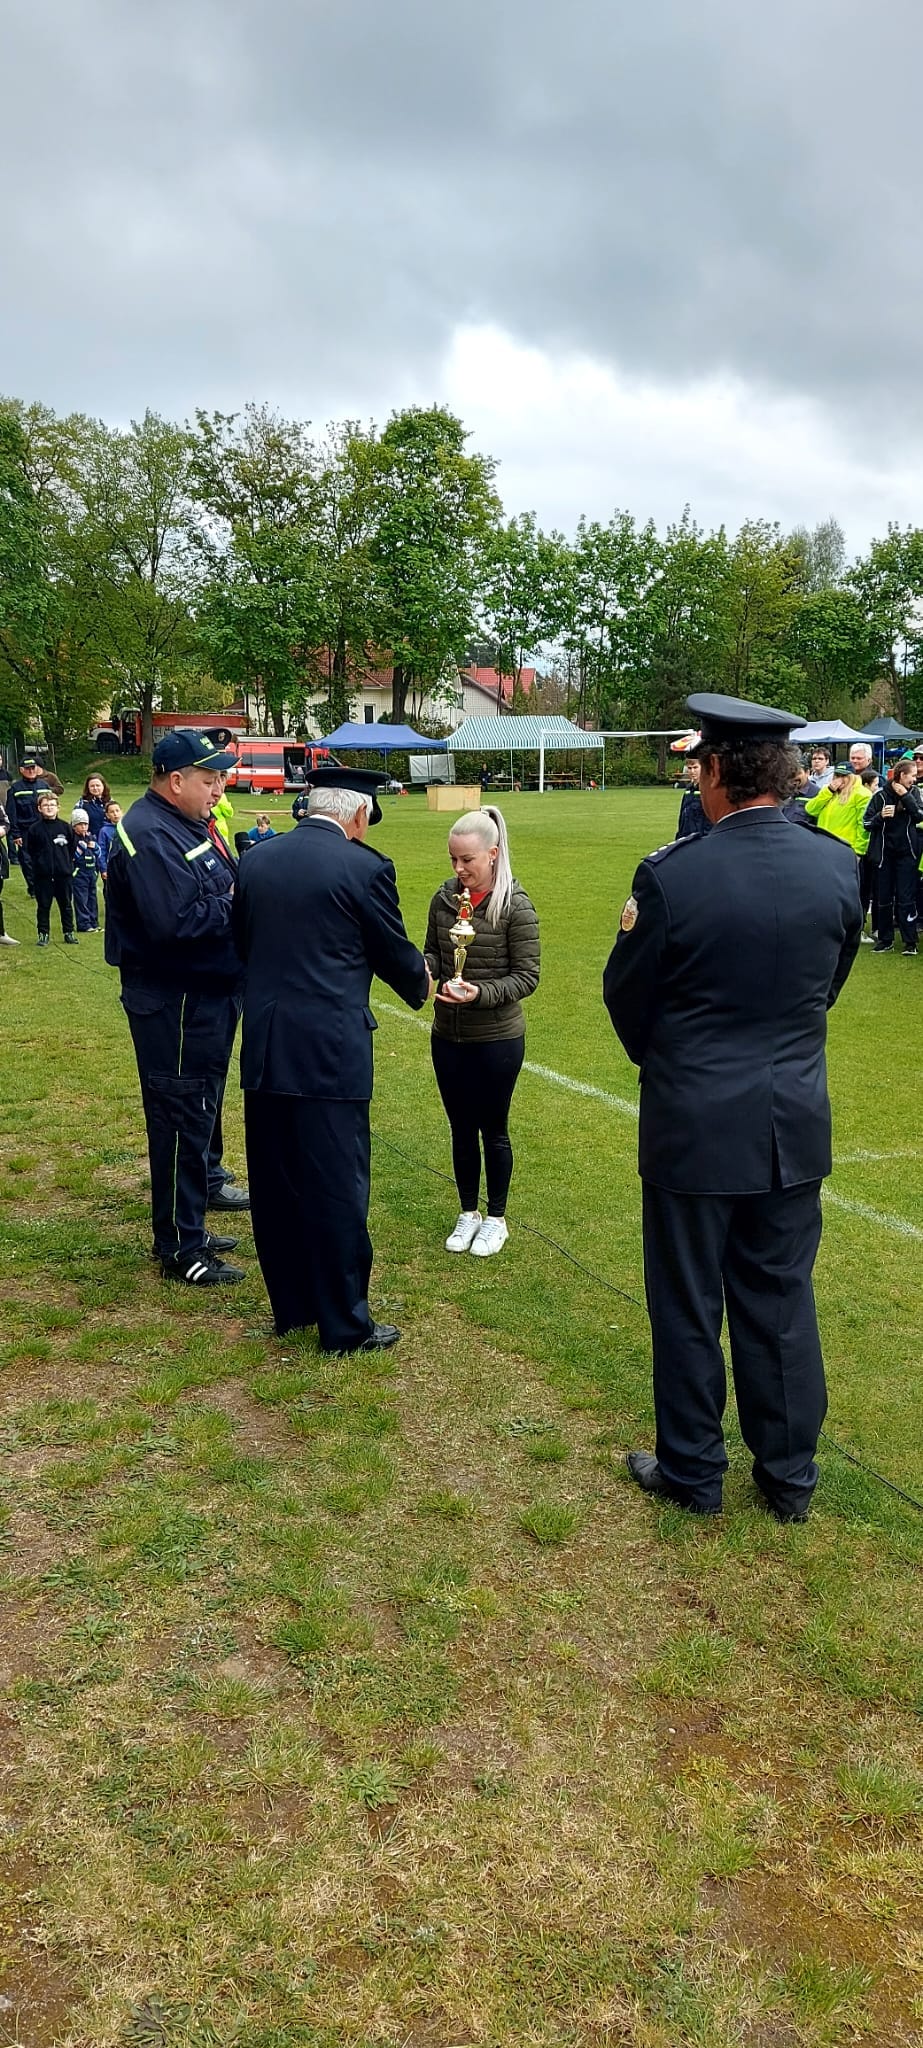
[
  {"x1": 685, "y1": 693, "x2": 798, "y2": 753},
  {"x1": 152, "y1": 729, "x2": 237, "y2": 774}
]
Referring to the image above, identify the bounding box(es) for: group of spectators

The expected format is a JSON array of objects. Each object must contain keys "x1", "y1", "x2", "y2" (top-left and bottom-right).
[
  {"x1": 0, "y1": 760, "x2": 123, "y2": 945},
  {"x1": 678, "y1": 738, "x2": 923, "y2": 955}
]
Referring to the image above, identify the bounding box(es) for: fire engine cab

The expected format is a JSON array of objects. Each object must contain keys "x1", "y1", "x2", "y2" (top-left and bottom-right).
[{"x1": 225, "y1": 742, "x2": 340, "y2": 793}]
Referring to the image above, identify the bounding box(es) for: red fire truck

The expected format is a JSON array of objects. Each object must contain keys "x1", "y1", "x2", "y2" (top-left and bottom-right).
[
  {"x1": 88, "y1": 710, "x2": 250, "y2": 756},
  {"x1": 225, "y1": 740, "x2": 340, "y2": 793}
]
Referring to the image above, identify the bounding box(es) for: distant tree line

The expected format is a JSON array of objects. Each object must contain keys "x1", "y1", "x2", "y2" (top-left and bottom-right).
[{"x1": 2, "y1": 395, "x2": 923, "y2": 753}]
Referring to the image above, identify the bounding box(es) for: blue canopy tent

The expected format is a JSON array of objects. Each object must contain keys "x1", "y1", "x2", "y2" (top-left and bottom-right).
[{"x1": 319, "y1": 722, "x2": 446, "y2": 753}]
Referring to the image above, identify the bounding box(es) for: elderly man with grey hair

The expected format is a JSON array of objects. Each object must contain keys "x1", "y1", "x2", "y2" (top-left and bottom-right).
[
  {"x1": 233, "y1": 768, "x2": 434, "y2": 1352},
  {"x1": 849, "y1": 742, "x2": 875, "y2": 776}
]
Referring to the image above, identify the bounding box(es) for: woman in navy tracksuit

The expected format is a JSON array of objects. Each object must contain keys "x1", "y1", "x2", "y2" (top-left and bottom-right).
[{"x1": 863, "y1": 761, "x2": 923, "y2": 954}]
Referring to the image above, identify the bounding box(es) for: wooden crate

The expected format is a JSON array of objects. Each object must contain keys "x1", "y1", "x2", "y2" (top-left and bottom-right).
[{"x1": 426, "y1": 784, "x2": 482, "y2": 812}]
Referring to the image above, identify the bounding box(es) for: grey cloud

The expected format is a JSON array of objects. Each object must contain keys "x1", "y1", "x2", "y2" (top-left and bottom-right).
[{"x1": 2, "y1": 0, "x2": 922, "y2": 442}]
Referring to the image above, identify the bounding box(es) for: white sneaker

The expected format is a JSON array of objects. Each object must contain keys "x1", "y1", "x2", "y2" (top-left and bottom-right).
[
  {"x1": 470, "y1": 1217, "x2": 509, "y2": 1257},
  {"x1": 0, "y1": 934, "x2": 19, "y2": 945},
  {"x1": 859, "y1": 934, "x2": 874, "y2": 944},
  {"x1": 445, "y1": 1211, "x2": 482, "y2": 1252}
]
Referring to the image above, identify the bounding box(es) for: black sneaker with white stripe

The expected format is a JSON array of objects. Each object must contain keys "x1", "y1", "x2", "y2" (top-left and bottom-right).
[
  {"x1": 162, "y1": 1251, "x2": 245, "y2": 1286},
  {"x1": 151, "y1": 1232, "x2": 239, "y2": 1262}
]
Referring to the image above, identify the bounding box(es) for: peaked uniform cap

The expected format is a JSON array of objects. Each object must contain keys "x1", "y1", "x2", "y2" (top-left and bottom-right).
[
  {"x1": 302, "y1": 764, "x2": 388, "y2": 826},
  {"x1": 152, "y1": 729, "x2": 237, "y2": 773},
  {"x1": 685, "y1": 693, "x2": 799, "y2": 753}
]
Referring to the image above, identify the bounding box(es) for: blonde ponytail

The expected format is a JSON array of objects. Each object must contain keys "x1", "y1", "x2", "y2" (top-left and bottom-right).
[{"x1": 449, "y1": 805, "x2": 514, "y2": 928}]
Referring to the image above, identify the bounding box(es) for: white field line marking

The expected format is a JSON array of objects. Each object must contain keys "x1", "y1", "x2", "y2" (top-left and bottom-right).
[
  {"x1": 834, "y1": 1149, "x2": 917, "y2": 1164},
  {"x1": 377, "y1": 1005, "x2": 922, "y2": 1239},
  {"x1": 821, "y1": 1190, "x2": 923, "y2": 1241},
  {"x1": 376, "y1": 1004, "x2": 639, "y2": 1118}
]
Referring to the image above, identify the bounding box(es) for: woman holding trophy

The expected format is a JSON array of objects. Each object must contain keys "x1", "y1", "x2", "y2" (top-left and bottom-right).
[{"x1": 424, "y1": 807, "x2": 540, "y2": 1256}]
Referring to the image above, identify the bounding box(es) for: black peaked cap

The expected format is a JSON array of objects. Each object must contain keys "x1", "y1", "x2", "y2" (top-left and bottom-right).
[
  {"x1": 686, "y1": 693, "x2": 799, "y2": 753},
  {"x1": 302, "y1": 764, "x2": 387, "y2": 825}
]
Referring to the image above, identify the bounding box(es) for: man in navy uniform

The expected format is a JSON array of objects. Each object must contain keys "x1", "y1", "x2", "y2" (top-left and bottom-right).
[
  {"x1": 105, "y1": 730, "x2": 249, "y2": 1286},
  {"x1": 675, "y1": 754, "x2": 712, "y2": 840},
  {"x1": 604, "y1": 693, "x2": 862, "y2": 1522},
  {"x1": 7, "y1": 755, "x2": 51, "y2": 890},
  {"x1": 234, "y1": 767, "x2": 434, "y2": 1353}
]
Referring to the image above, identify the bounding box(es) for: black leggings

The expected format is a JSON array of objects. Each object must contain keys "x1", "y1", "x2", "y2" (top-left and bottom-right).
[{"x1": 431, "y1": 1034, "x2": 525, "y2": 1217}]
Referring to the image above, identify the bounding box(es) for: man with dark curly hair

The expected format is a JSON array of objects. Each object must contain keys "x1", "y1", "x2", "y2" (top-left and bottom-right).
[{"x1": 603, "y1": 693, "x2": 862, "y2": 1525}]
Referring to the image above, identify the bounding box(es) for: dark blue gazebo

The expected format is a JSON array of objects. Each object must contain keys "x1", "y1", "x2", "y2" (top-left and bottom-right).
[{"x1": 319, "y1": 722, "x2": 446, "y2": 753}]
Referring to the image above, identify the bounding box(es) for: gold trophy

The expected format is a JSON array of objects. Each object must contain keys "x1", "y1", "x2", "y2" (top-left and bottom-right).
[{"x1": 447, "y1": 887, "x2": 476, "y2": 992}]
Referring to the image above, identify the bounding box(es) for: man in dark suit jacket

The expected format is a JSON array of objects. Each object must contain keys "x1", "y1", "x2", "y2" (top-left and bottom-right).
[
  {"x1": 233, "y1": 768, "x2": 433, "y2": 1353},
  {"x1": 604, "y1": 693, "x2": 862, "y2": 1523}
]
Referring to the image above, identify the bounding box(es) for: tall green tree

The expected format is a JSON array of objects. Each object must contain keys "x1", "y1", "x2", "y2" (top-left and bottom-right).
[
  {"x1": 788, "y1": 517, "x2": 847, "y2": 594},
  {"x1": 0, "y1": 402, "x2": 112, "y2": 752},
  {"x1": 369, "y1": 407, "x2": 497, "y2": 725},
  {"x1": 713, "y1": 520, "x2": 801, "y2": 704},
  {"x1": 75, "y1": 411, "x2": 199, "y2": 755},
  {"x1": 783, "y1": 586, "x2": 877, "y2": 713},
  {"x1": 629, "y1": 514, "x2": 729, "y2": 728},
  {"x1": 561, "y1": 513, "x2": 658, "y2": 726},
  {"x1": 0, "y1": 406, "x2": 47, "y2": 736},
  {"x1": 191, "y1": 405, "x2": 355, "y2": 735},
  {"x1": 310, "y1": 422, "x2": 379, "y2": 731},
  {"x1": 479, "y1": 512, "x2": 570, "y2": 709},
  {"x1": 847, "y1": 525, "x2": 923, "y2": 720}
]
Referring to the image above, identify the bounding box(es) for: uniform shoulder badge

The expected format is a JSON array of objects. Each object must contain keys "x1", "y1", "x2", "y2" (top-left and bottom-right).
[
  {"x1": 646, "y1": 838, "x2": 700, "y2": 866},
  {"x1": 620, "y1": 893, "x2": 639, "y2": 932}
]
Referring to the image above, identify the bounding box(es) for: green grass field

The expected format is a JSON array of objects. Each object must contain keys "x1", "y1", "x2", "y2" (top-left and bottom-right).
[{"x1": 1, "y1": 784, "x2": 921, "y2": 2048}]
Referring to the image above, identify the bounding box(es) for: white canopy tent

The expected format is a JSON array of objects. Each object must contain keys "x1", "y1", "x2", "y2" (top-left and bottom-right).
[{"x1": 444, "y1": 714, "x2": 604, "y2": 791}]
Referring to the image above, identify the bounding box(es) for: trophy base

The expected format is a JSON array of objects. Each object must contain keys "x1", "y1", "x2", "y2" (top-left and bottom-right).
[{"x1": 447, "y1": 977, "x2": 468, "y2": 994}]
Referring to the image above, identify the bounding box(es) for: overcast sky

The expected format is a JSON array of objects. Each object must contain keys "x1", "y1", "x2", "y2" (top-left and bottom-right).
[{"x1": 3, "y1": 0, "x2": 922, "y2": 551}]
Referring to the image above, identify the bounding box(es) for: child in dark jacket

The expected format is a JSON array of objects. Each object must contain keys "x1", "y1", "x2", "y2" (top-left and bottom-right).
[
  {"x1": 26, "y1": 792, "x2": 77, "y2": 944},
  {"x1": 97, "y1": 800, "x2": 121, "y2": 878},
  {"x1": 71, "y1": 808, "x2": 103, "y2": 932}
]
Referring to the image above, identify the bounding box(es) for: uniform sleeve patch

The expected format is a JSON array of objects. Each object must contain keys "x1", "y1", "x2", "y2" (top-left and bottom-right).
[{"x1": 620, "y1": 893, "x2": 639, "y2": 931}]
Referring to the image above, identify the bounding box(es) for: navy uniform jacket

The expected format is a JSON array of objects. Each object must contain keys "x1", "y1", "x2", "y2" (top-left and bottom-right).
[
  {"x1": 104, "y1": 788, "x2": 241, "y2": 995},
  {"x1": 676, "y1": 788, "x2": 712, "y2": 840},
  {"x1": 603, "y1": 806, "x2": 862, "y2": 1195},
  {"x1": 234, "y1": 817, "x2": 430, "y2": 1099},
  {"x1": 7, "y1": 777, "x2": 50, "y2": 839}
]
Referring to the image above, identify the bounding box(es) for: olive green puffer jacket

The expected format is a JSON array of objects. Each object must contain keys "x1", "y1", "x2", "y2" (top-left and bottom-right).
[{"x1": 424, "y1": 880, "x2": 540, "y2": 1042}]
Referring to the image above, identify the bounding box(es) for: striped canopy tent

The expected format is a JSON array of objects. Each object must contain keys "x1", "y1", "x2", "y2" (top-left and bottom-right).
[{"x1": 444, "y1": 714, "x2": 603, "y2": 791}]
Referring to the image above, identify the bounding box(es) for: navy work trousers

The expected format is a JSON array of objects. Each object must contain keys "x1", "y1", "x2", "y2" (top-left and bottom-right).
[
  {"x1": 245, "y1": 1092, "x2": 374, "y2": 1352},
  {"x1": 123, "y1": 987, "x2": 239, "y2": 1262},
  {"x1": 641, "y1": 1171, "x2": 827, "y2": 1515},
  {"x1": 72, "y1": 869, "x2": 99, "y2": 931}
]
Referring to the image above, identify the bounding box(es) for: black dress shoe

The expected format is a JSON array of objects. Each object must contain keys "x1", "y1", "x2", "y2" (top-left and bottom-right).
[
  {"x1": 207, "y1": 1184, "x2": 251, "y2": 1212},
  {"x1": 755, "y1": 1484, "x2": 810, "y2": 1525},
  {"x1": 328, "y1": 1322, "x2": 401, "y2": 1355},
  {"x1": 626, "y1": 1449, "x2": 721, "y2": 1517},
  {"x1": 162, "y1": 1252, "x2": 245, "y2": 1286},
  {"x1": 360, "y1": 1322, "x2": 400, "y2": 1351}
]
